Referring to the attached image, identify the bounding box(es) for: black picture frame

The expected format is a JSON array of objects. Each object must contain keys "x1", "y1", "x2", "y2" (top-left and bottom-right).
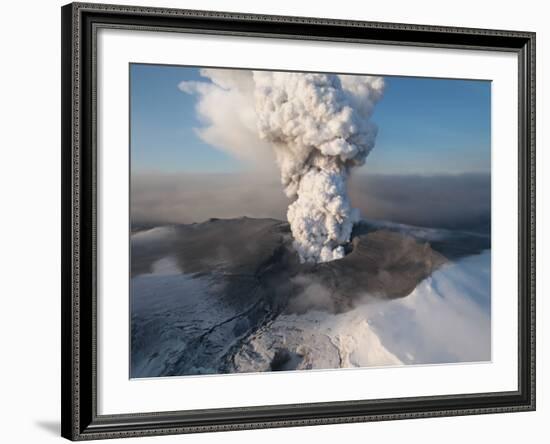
[{"x1": 61, "y1": 2, "x2": 536, "y2": 440}]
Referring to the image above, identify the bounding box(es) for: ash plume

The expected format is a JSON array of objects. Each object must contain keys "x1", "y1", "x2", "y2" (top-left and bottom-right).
[
  {"x1": 253, "y1": 72, "x2": 384, "y2": 262},
  {"x1": 180, "y1": 69, "x2": 384, "y2": 263}
]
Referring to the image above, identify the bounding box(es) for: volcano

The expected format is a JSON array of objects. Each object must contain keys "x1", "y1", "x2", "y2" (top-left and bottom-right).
[{"x1": 130, "y1": 217, "x2": 491, "y2": 378}]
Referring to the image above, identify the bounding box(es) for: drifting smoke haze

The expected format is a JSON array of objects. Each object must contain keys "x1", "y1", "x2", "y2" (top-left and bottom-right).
[
  {"x1": 180, "y1": 69, "x2": 384, "y2": 263},
  {"x1": 131, "y1": 172, "x2": 491, "y2": 233}
]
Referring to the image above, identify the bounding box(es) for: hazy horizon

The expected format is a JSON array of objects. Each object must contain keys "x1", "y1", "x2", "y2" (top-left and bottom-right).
[{"x1": 131, "y1": 171, "x2": 490, "y2": 233}]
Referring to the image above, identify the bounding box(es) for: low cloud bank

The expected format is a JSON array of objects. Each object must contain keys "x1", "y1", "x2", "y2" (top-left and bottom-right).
[{"x1": 131, "y1": 171, "x2": 490, "y2": 233}]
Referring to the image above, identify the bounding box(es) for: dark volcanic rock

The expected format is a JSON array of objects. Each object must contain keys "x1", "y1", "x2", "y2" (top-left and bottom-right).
[
  {"x1": 131, "y1": 217, "x2": 489, "y2": 312},
  {"x1": 300, "y1": 229, "x2": 447, "y2": 312},
  {"x1": 173, "y1": 217, "x2": 290, "y2": 276},
  {"x1": 131, "y1": 218, "x2": 450, "y2": 307}
]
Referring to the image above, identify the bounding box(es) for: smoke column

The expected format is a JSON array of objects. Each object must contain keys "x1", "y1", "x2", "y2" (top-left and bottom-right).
[
  {"x1": 253, "y1": 72, "x2": 384, "y2": 263},
  {"x1": 180, "y1": 69, "x2": 384, "y2": 263}
]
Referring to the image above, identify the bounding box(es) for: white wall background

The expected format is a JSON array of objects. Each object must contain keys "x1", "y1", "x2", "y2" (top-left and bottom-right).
[{"x1": 0, "y1": 0, "x2": 546, "y2": 443}]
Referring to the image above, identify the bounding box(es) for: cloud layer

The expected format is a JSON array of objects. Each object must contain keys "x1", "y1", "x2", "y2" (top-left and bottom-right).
[{"x1": 131, "y1": 172, "x2": 490, "y2": 233}]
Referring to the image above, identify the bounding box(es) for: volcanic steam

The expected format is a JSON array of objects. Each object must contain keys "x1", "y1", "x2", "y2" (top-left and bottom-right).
[{"x1": 180, "y1": 69, "x2": 384, "y2": 263}]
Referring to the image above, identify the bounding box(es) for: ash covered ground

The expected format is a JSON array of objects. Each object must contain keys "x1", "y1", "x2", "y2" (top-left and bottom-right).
[{"x1": 130, "y1": 217, "x2": 491, "y2": 378}]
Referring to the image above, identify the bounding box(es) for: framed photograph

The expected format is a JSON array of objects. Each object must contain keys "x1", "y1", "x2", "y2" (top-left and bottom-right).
[{"x1": 61, "y1": 2, "x2": 536, "y2": 440}]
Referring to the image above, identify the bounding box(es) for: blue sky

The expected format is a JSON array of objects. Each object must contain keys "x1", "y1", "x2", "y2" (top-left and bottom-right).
[{"x1": 130, "y1": 64, "x2": 491, "y2": 175}]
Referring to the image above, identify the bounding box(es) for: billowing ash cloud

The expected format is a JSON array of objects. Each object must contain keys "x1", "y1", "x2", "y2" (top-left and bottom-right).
[
  {"x1": 178, "y1": 69, "x2": 274, "y2": 167},
  {"x1": 181, "y1": 69, "x2": 384, "y2": 263},
  {"x1": 253, "y1": 72, "x2": 384, "y2": 262}
]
